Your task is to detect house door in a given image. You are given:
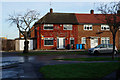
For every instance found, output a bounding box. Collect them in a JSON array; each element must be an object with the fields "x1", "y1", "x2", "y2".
[
  {"x1": 90, "y1": 37, "x2": 98, "y2": 48},
  {"x1": 57, "y1": 38, "x2": 65, "y2": 49}
]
